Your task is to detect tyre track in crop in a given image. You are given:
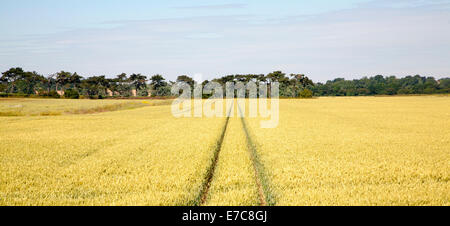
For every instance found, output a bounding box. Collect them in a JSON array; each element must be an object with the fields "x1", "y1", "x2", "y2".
[
  {"x1": 196, "y1": 105, "x2": 232, "y2": 206},
  {"x1": 237, "y1": 104, "x2": 276, "y2": 206},
  {"x1": 194, "y1": 100, "x2": 274, "y2": 206}
]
